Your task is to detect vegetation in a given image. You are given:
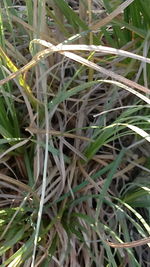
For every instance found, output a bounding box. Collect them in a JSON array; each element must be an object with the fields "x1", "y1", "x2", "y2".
[{"x1": 0, "y1": 0, "x2": 150, "y2": 266}]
